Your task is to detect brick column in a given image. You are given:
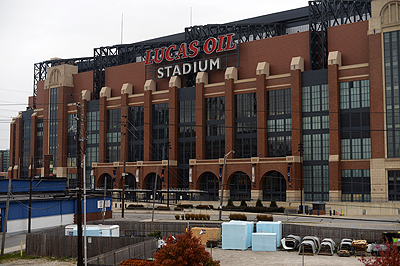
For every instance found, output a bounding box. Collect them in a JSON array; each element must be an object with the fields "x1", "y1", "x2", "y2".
[
  {"x1": 256, "y1": 62, "x2": 269, "y2": 158},
  {"x1": 168, "y1": 76, "x2": 179, "y2": 188},
  {"x1": 327, "y1": 51, "x2": 342, "y2": 201},
  {"x1": 289, "y1": 56, "x2": 304, "y2": 201},
  {"x1": 224, "y1": 67, "x2": 237, "y2": 156},
  {"x1": 143, "y1": 80, "x2": 155, "y2": 161},
  {"x1": 195, "y1": 72, "x2": 207, "y2": 160}
]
